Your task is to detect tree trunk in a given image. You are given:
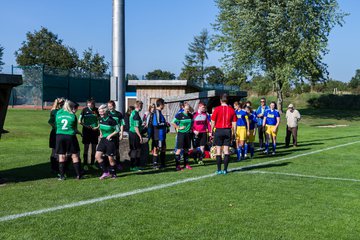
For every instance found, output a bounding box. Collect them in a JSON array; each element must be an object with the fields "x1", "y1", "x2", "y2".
[{"x1": 275, "y1": 80, "x2": 284, "y2": 113}]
